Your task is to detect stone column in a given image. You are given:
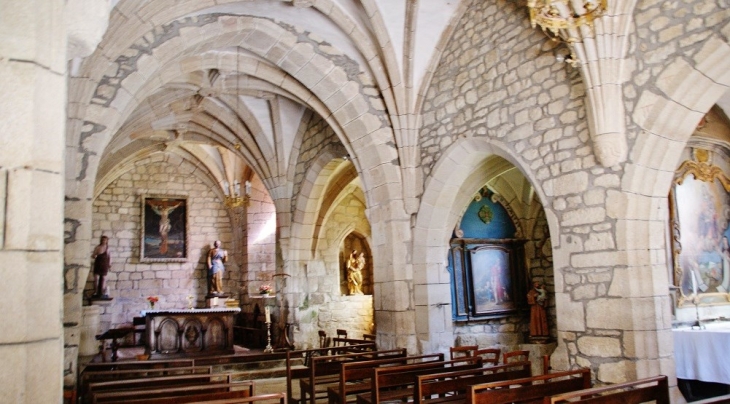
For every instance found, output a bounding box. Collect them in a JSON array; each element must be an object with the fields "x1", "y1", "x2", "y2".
[{"x1": 0, "y1": 2, "x2": 66, "y2": 402}]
